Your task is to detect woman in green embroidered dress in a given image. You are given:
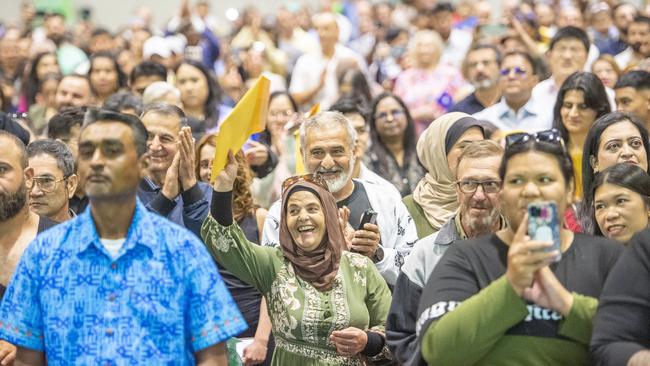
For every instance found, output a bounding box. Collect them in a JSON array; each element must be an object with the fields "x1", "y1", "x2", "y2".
[{"x1": 201, "y1": 152, "x2": 393, "y2": 365}]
